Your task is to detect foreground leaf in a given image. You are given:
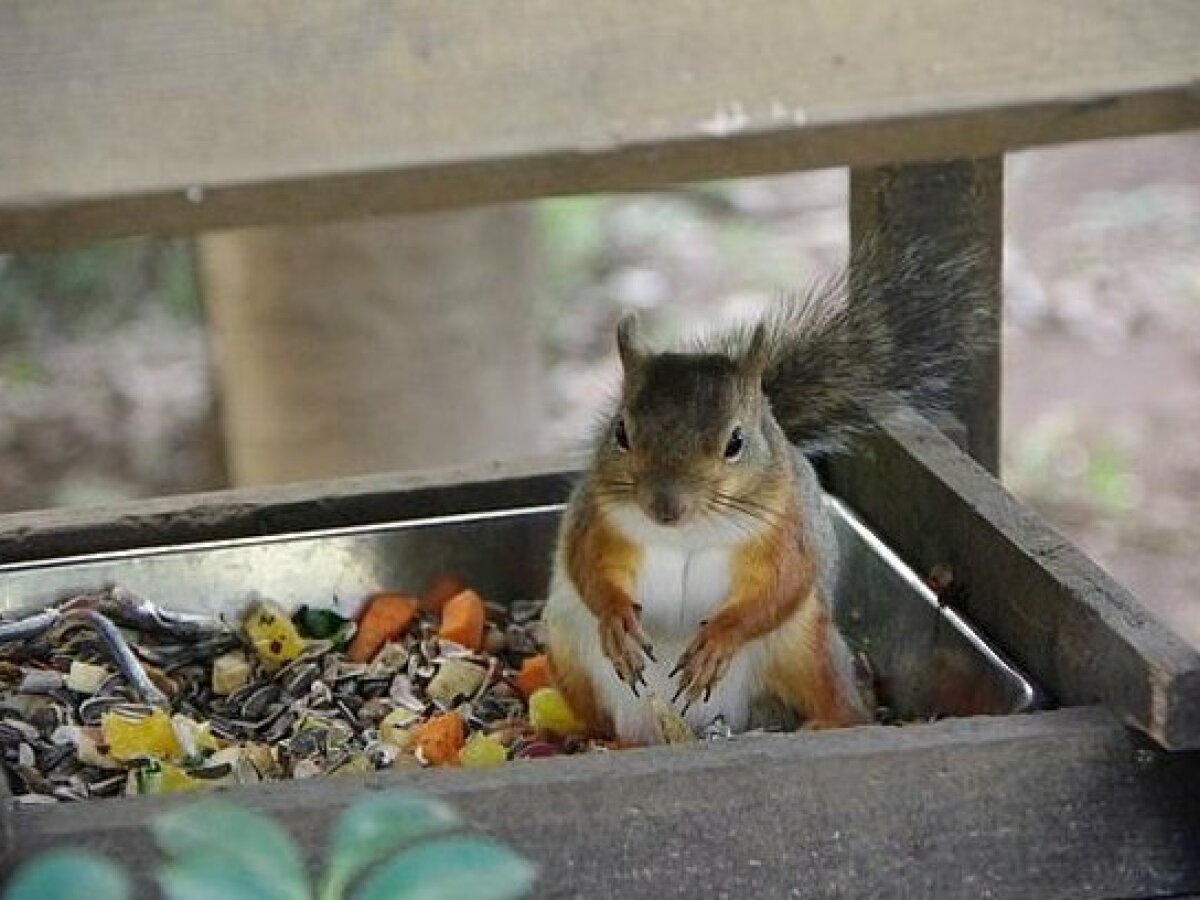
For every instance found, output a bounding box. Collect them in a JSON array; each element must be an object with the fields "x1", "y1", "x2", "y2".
[
  {"x1": 5, "y1": 850, "x2": 131, "y2": 900},
  {"x1": 159, "y1": 857, "x2": 306, "y2": 900},
  {"x1": 152, "y1": 800, "x2": 310, "y2": 900},
  {"x1": 320, "y1": 792, "x2": 462, "y2": 900},
  {"x1": 353, "y1": 836, "x2": 536, "y2": 900}
]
